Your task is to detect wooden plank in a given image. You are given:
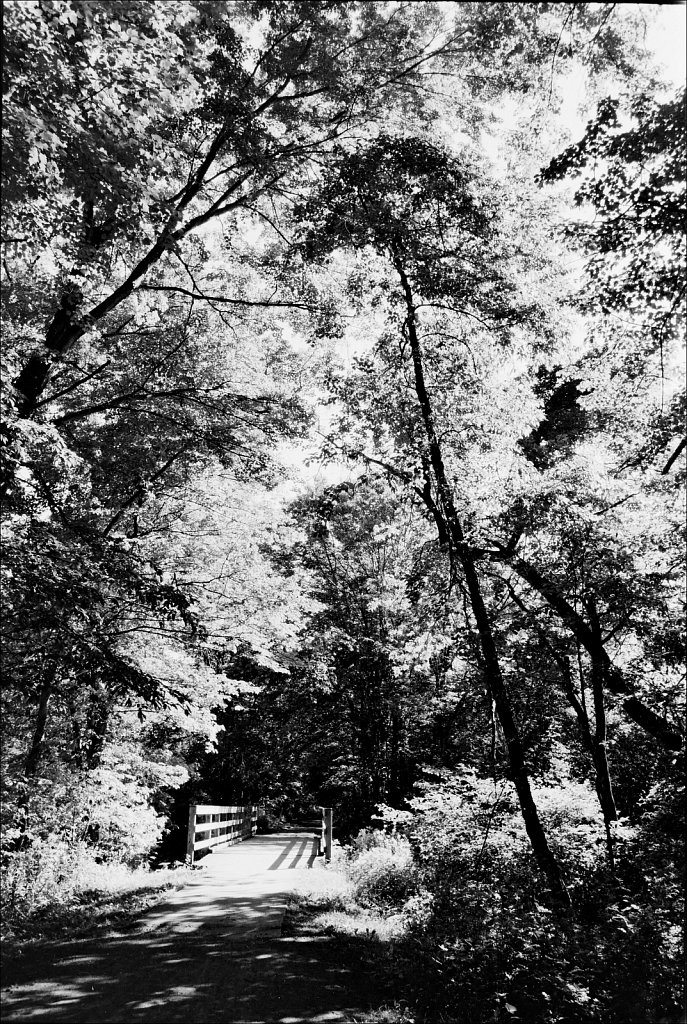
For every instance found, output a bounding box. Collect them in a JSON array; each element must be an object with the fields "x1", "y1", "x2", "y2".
[
  {"x1": 325, "y1": 806, "x2": 333, "y2": 864},
  {"x1": 195, "y1": 827, "x2": 253, "y2": 851},
  {"x1": 324, "y1": 807, "x2": 333, "y2": 863},
  {"x1": 193, "y1": 804, "x2": 246, "y2": 814},
  {"x1": 194, "y1": 825, "x2": 236, "y2": 841},
  {"x1": 188, "y1": 803, "x2": 261, "y2": 860},
  {"x1": 195, "y1": 813, "x2": 243, "y2": 824}
]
